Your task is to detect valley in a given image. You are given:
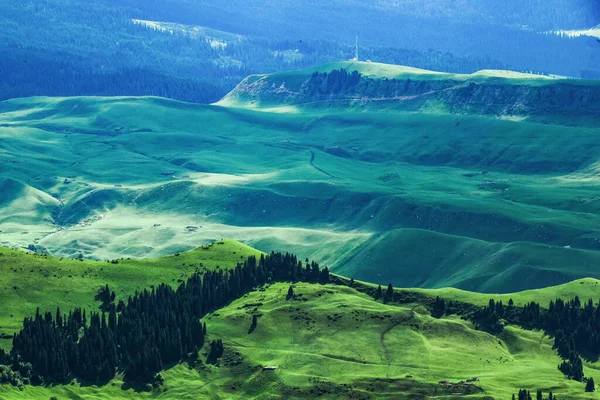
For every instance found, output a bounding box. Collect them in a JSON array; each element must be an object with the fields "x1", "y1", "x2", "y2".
[
  {"x1": 1, "y1": 62, "x2": 600, "y2": 292},
  {"x1": 2, "y1": 0, "x2": 600, "y2": 398}
]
